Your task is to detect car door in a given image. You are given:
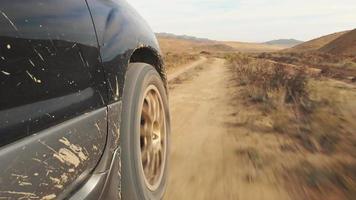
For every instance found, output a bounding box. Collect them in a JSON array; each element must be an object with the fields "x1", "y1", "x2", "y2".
[{"x1": 0, "y1": 0, "x2": 107, "y2": 199}]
